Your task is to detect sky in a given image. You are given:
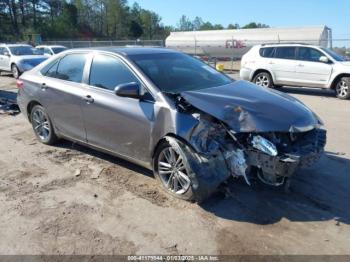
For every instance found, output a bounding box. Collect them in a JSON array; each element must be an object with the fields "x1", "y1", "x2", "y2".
[{"x1": 133, "y1": 0, "x2": 350, "y2": 41}]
